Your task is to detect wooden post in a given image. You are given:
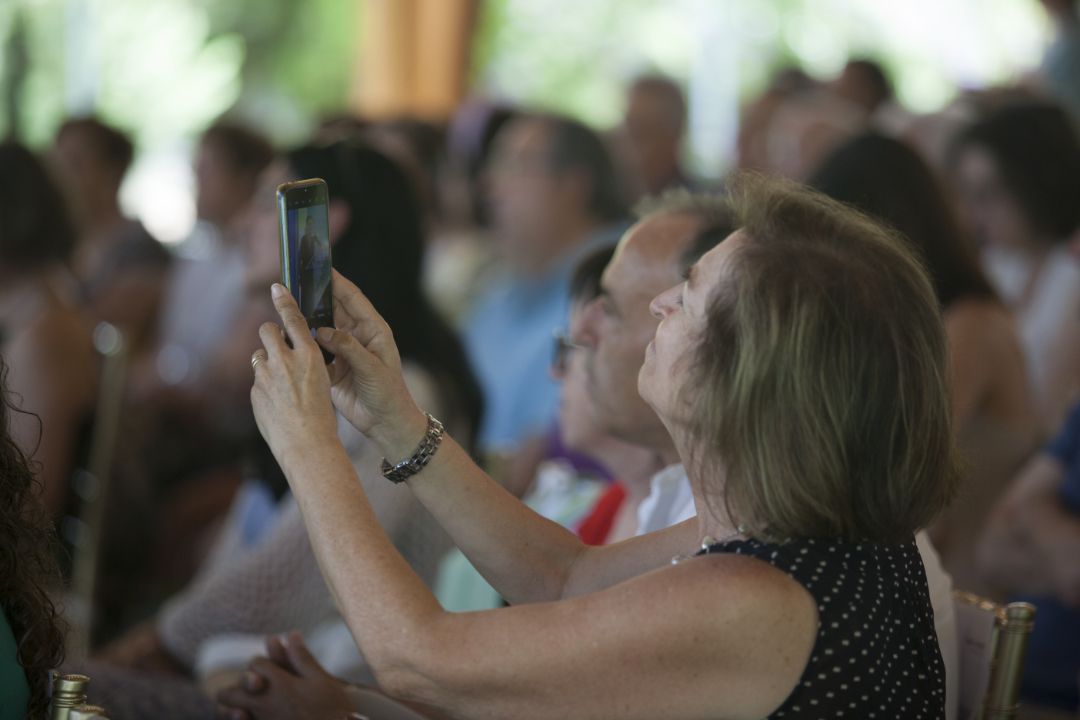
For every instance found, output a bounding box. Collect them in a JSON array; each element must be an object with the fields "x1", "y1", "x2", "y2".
[{"x1": 351, "y1": 0, "x2": 479, "y2": 121}]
